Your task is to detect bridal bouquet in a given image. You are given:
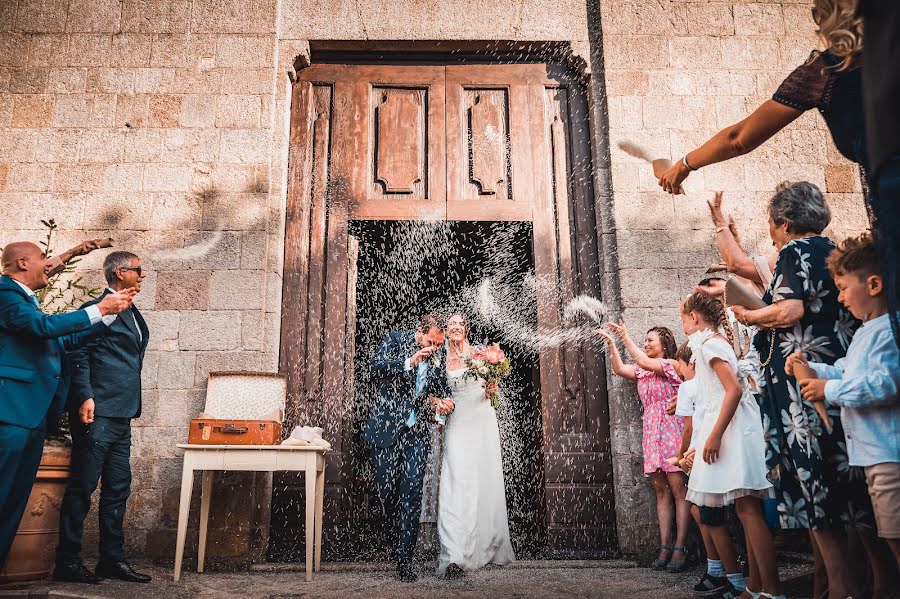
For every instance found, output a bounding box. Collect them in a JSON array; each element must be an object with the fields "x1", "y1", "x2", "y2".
[{"x1": 463, "y1": 345, "x2": 511, "y2": 409}]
